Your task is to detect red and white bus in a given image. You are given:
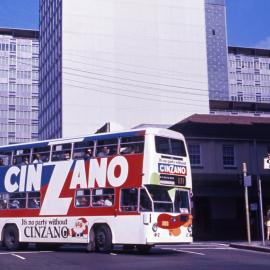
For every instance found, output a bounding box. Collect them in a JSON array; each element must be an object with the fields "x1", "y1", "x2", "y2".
[{"x1": 0, "y1": 128, "x2": 192, "y2": 252}]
